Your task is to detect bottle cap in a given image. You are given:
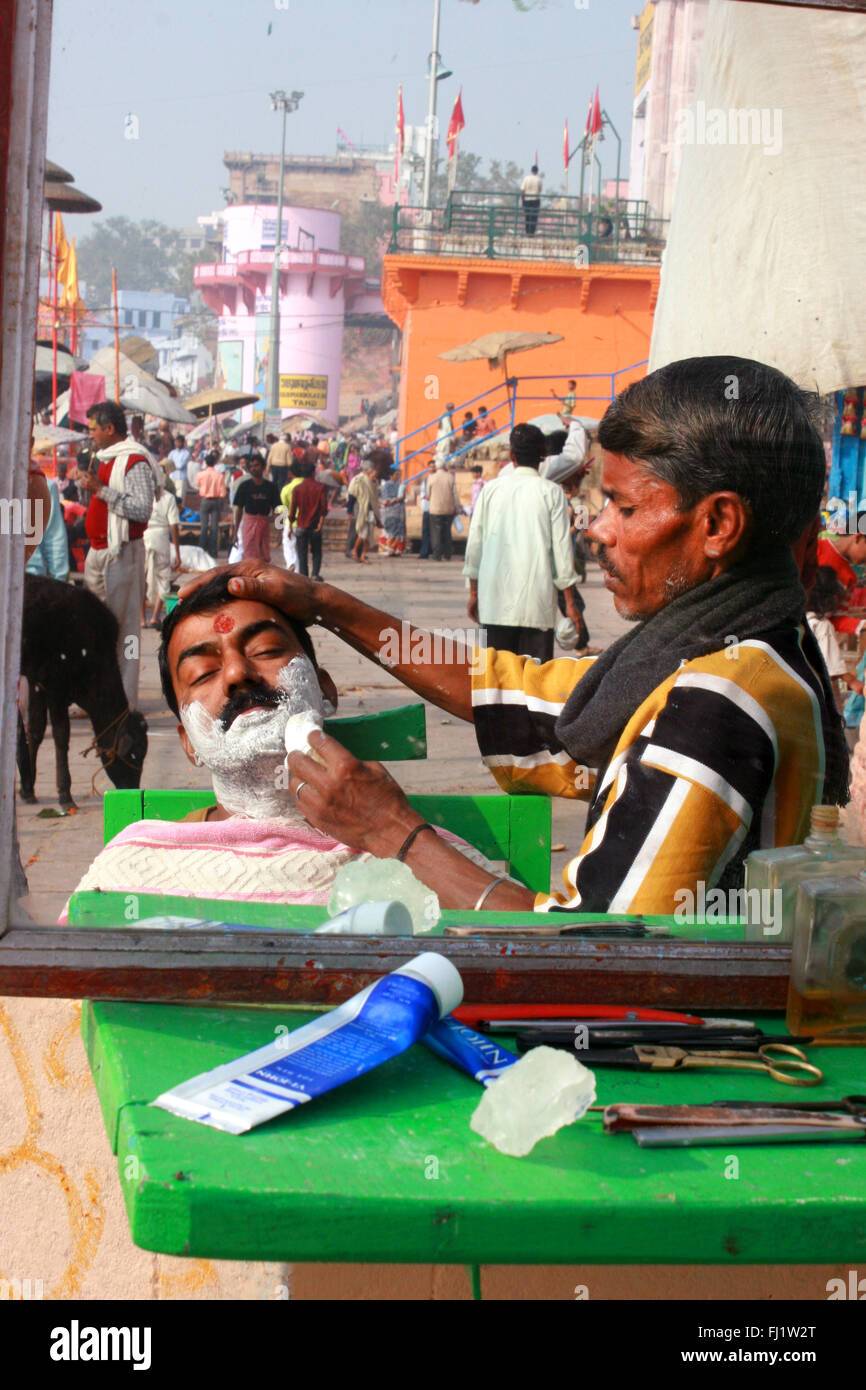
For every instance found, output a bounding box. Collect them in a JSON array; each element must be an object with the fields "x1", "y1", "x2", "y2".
[
  {"x1": 400, "y1": 952, "x2": 464, "y2": 1017},
  {"x1": 810, "y1": 805, "x2": 839, "y2": 832},
  {"x1": 315, "y1": 901, "x2": 413, "y2": 936}
]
